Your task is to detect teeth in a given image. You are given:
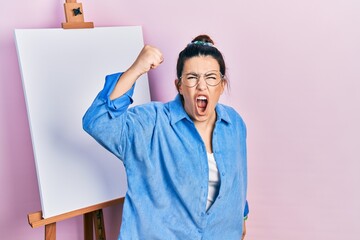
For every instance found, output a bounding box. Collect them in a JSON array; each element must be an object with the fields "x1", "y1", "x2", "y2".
[{"x1": 197, "y1": 96, "x2": 207, "y2": 101}]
